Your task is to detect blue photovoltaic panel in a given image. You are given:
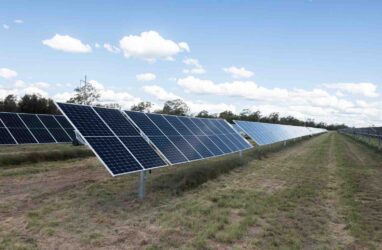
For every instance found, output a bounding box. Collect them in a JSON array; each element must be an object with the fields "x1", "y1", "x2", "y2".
[
  {"x1": 8, "y1": 128, "x2": 37, "y2": 144},
  {"x1": 38, "y1": 115, "x2": 71, "y2": 142},
  {"x1": 86, "y1": 137, "x2": 143, "y2": 175},
  {"x1": 148, "y1": 136, "x2": 188, "y2": 164},
  {"x1": 234, "y1": 120, "x2": 324, "y2": 146},
  {"x1": 197, "y1": 136, "x2": 224, "y2": 155},
  {"x1": 30, "y1": 129, "x2": 56, "y2": 143},
  {"x1": 0, "y1": 113, "x2": 37, "y2": 144},
  {"x1": 0, "y1": 119, "x2": 16, "y2": 145},
  {"x1": 0, "y1": 128, "x2": 16, "y2": 144},
  {"x1": 54, "y1": 115, "x2": 73, "y2": 129},
  {"x1": 19, "y1": 114, "x2": 56, "y2": 143},
  {"x1": 54, "y1": 115, "x2": 76, "y2": 140},
  {"x1": 125, "y1": 111, "x2": 190, "y2": 164},
  {"x1": 145, "y1": 114, "x2": 202, "y2": 161},
  {"x1": 163, "y1": 115, "x2": 194, "y2": 135},
  {"x1": 190, "y1": 118, "x2": 214, "y2": 136},
  {"x1": 94, "y1": 107, "x2": 140, "y2": 136},
  {"x1": 57, "y1": 103, "x2": 113, "y2": 137},
  {"x1": 119, "y1": 137, "x2": 166, "y2": 169},
  {"x1": 208, "y1": 135, "x2": 231, "y2": 154},
  {"x1": 57, "y1": 103, "x2": 168, "y2": 175},
  {"x1": 146, "y1": 113, "x2": 180, "y2": 136},
  {"x1": 182, "y1": 135, "x2": 213, "y2": 158},
  {"x1": 125, "y1": 111, "x2": 163, "y2": 136},
  {"x1": 167, "y1": 135, "x2": 202, "y2": 161},
  {"x1": 178, "y1": 116, "x2": 205, "y2": 135}
]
